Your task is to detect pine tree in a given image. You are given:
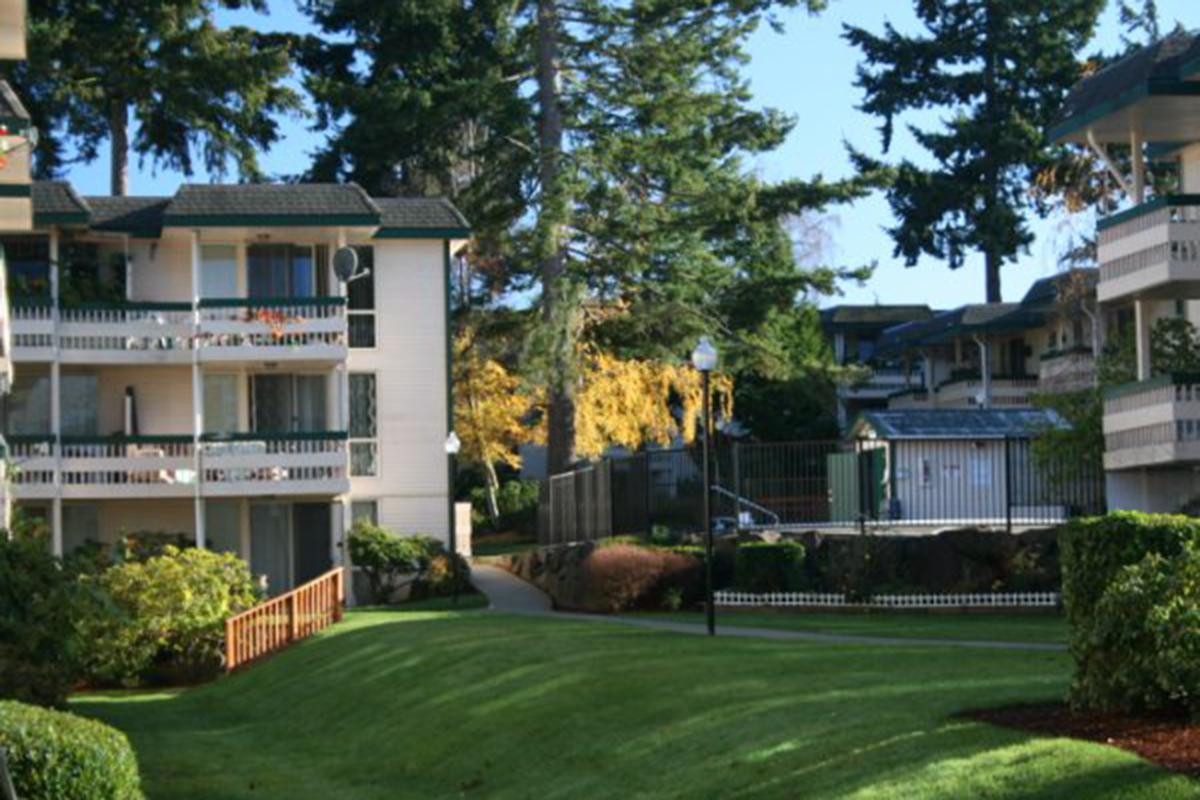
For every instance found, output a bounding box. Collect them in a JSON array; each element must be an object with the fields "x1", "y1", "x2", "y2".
[
  {"x1": 303, "y1": 0, "x2": 872, "y2": 472},
  {"x1": 7, "y1": 0, "x2": 300, "y2": 194},
  {"x1": 845, "y1": 0, "x2": 1104, "y2": 302}
]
